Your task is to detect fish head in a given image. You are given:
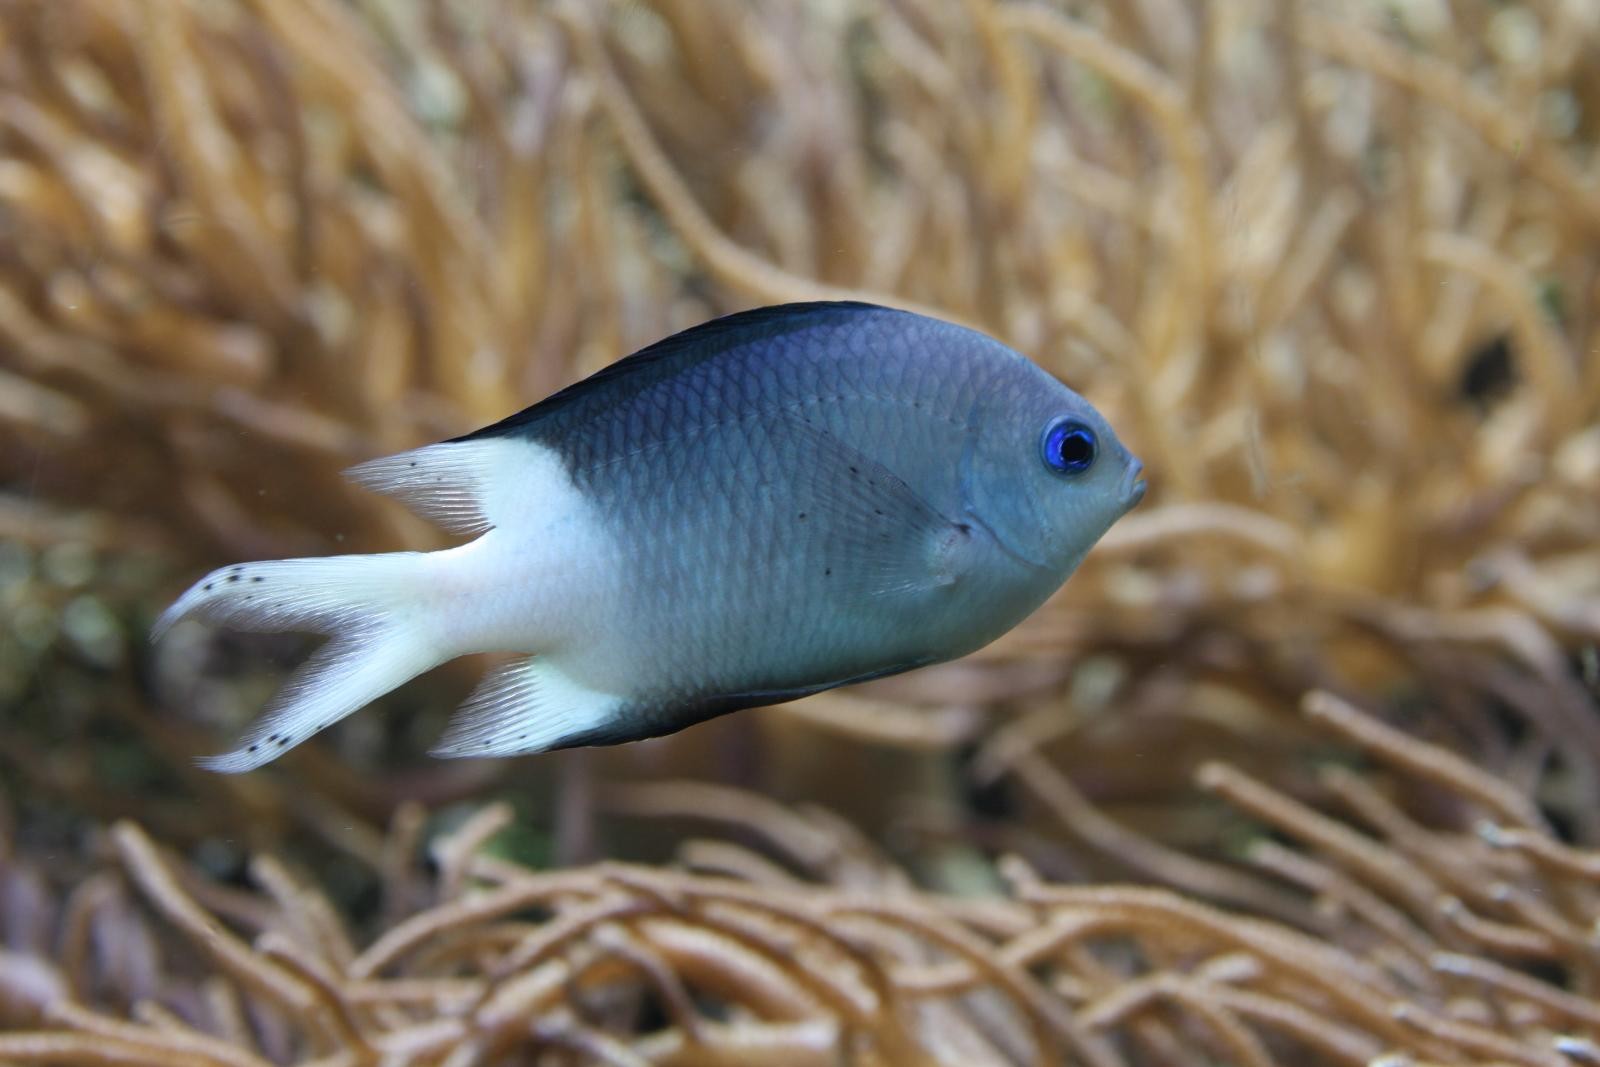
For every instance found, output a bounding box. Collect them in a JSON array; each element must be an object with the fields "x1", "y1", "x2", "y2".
[{"x1": 959, "y1": 372, "x2": 1145, "y2": 581}]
